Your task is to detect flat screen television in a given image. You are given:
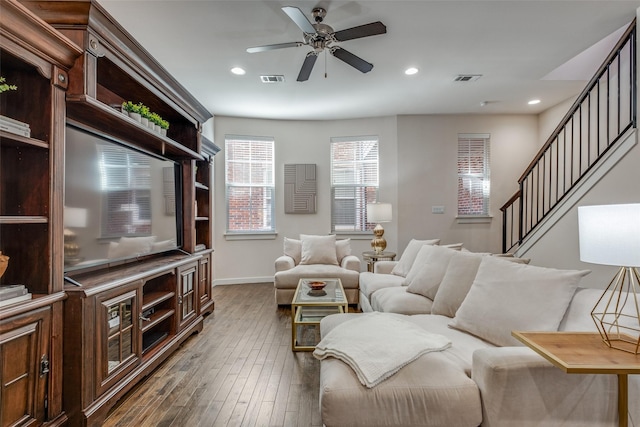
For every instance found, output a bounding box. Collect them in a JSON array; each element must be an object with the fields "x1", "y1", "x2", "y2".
[{"x1": 64, "y1": 123, "x2": 182, "y2": 272}]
